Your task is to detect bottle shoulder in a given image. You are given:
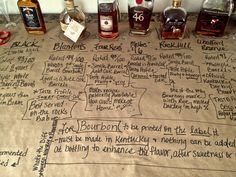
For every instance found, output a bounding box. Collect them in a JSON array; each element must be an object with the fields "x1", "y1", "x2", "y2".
[
  {"x1": 202, "y1": 0, "x2": 234, "y2": 13},
  {"x1": 60, "y1": 6, "x2": 85, "y2": 24},
  {"x1": 163, "y1": 6, "x2": 187, "y2": 18},
  {"x1": 61, "y1": 6, "x2": 82, "y2": 14},
  {"x1": 17, "y1": 0, "x2": 39, "y2": 7}
]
